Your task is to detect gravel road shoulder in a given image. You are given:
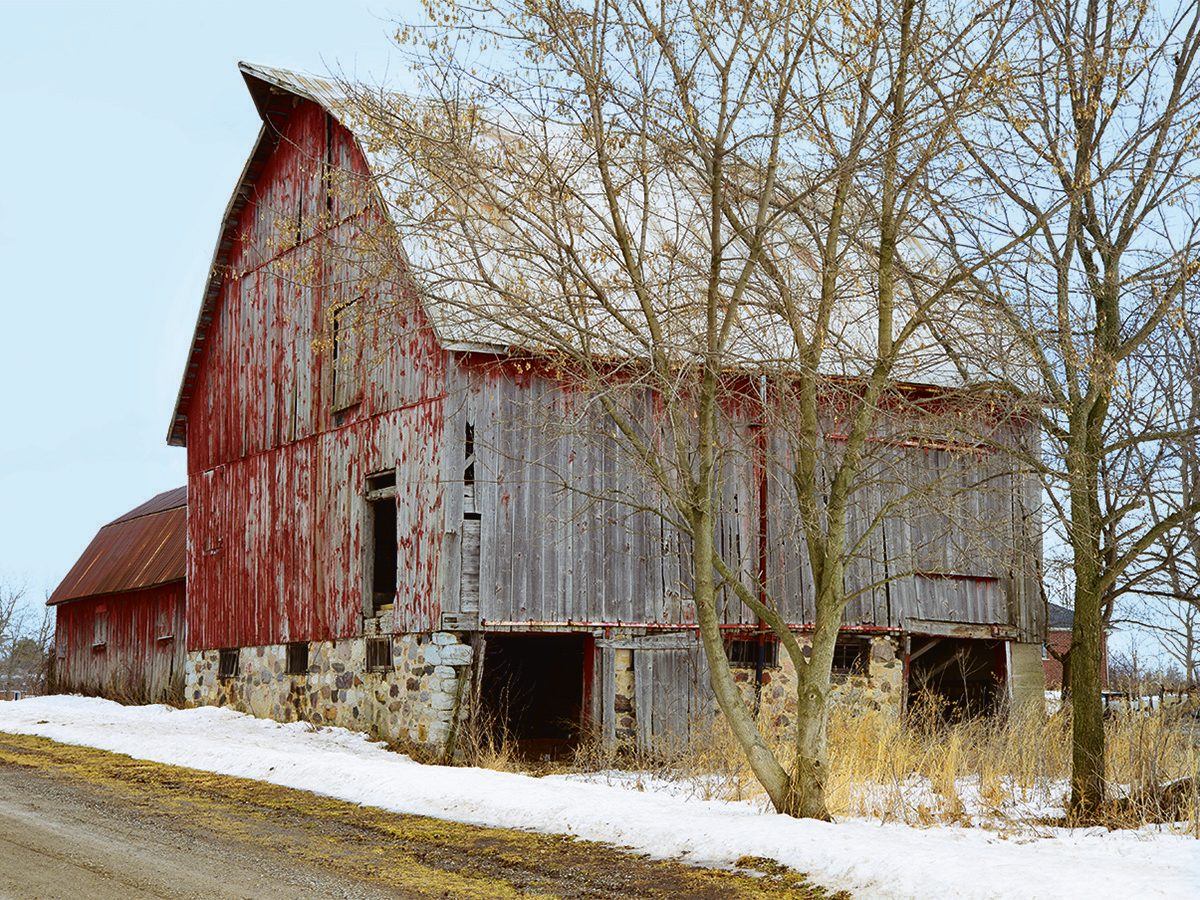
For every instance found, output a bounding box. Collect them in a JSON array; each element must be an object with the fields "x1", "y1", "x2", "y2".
[{"x1": 0, "y1": 731, "x2": 841, "y2": 899}]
